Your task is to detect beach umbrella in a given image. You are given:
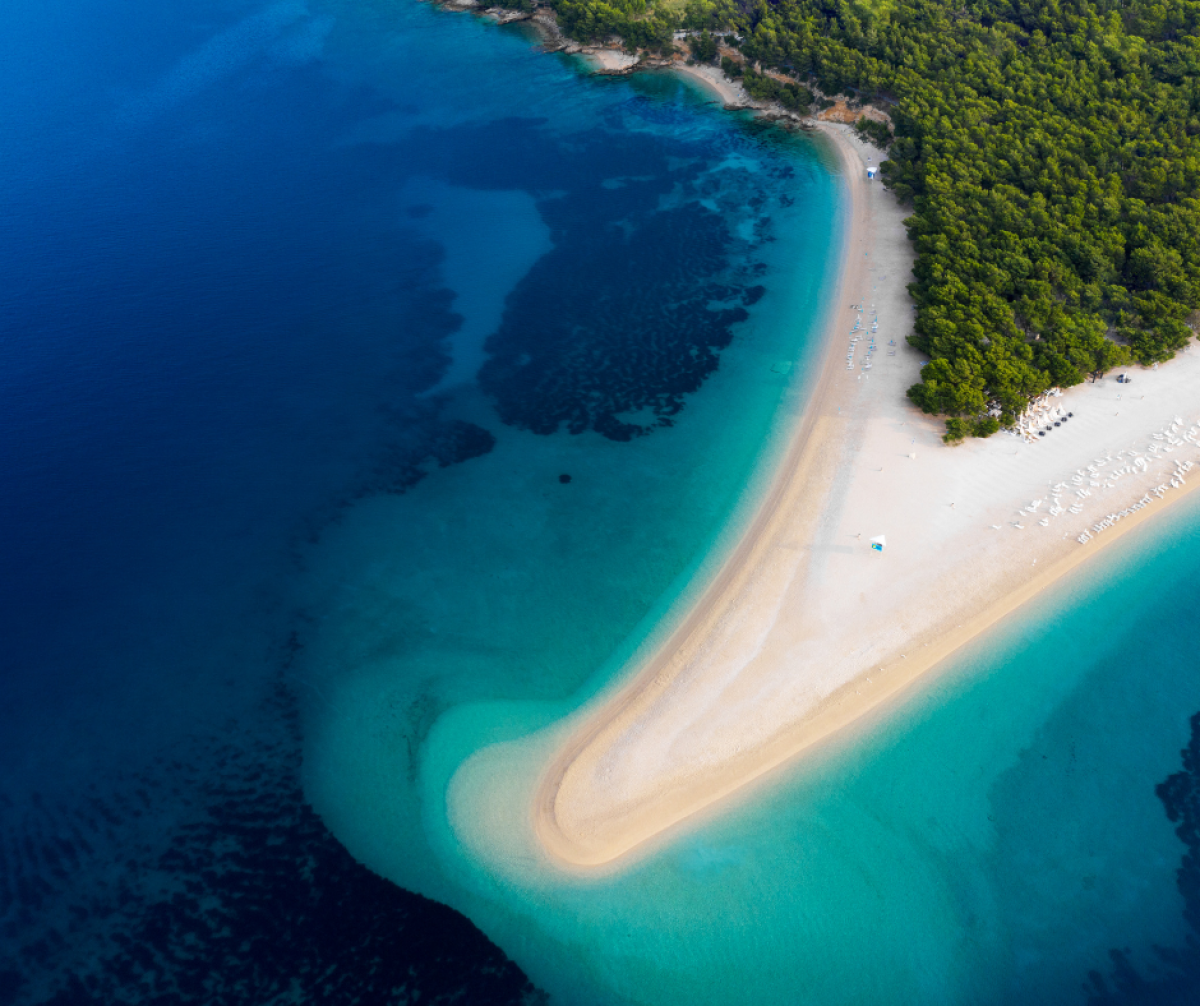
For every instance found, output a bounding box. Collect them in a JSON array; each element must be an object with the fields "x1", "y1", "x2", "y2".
[{"x1": 869, "y1": 535, "x2": 886, "y2": 552}]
